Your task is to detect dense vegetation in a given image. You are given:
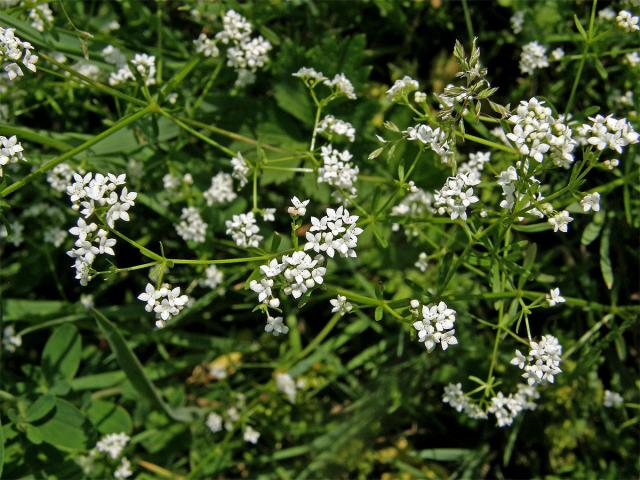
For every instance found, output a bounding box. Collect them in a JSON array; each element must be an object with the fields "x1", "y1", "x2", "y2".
[{"x1": 1, "y1": 1, "x2": 638, "y2": 478}]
